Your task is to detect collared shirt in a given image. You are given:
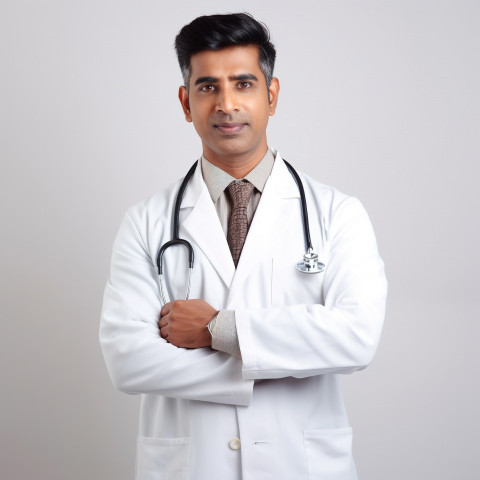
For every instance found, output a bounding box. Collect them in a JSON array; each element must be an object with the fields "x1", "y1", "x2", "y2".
[
  {"x1": 201, "y1": 148, "x2": 275, "y2": 236},
  {"x1": 200, "y1": 148, "x2": 276, "y2": 358}
]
